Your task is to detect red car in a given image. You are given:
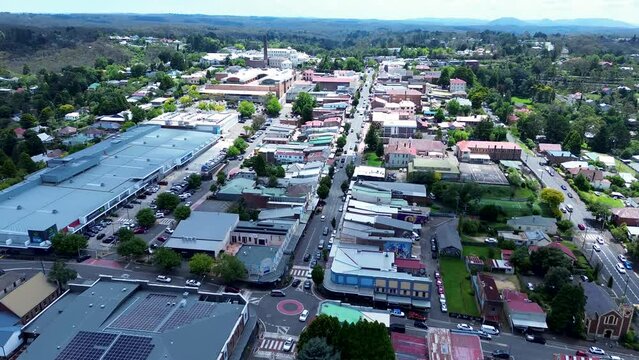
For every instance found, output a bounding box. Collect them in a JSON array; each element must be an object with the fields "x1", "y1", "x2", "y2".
[
  {"x1": 437, "y1": 286, "x2": 444, "y2": 295},
  {"x1": 156, "y1": 236, "x2": 167, "y2": 243},
  {"x1": 578, "y1": 223, "x2": 586, "y2": 231},
  {"x1": 575, "y1": 350, "x2": 587, "y2": 356},
  {"x1": 407, "y1": 311, "x2": 427, "y2": 321},
  {"x1": 133, "y1": 227, "x2": 146, "y2": 234}
]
